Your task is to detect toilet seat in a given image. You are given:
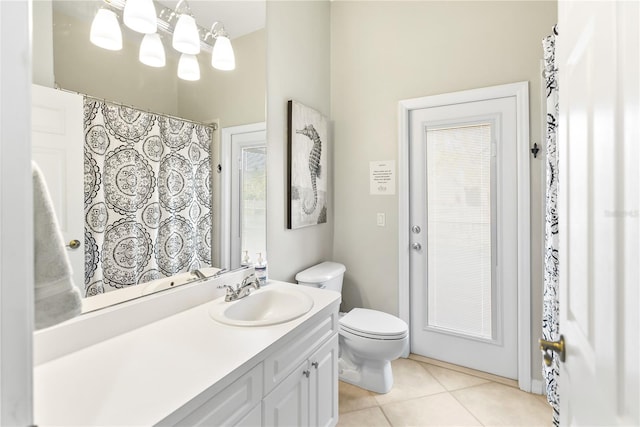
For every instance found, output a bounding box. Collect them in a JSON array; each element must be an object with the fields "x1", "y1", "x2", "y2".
[{"x1": 340, "y1": 308, "x2": 408, "y2": 340}]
